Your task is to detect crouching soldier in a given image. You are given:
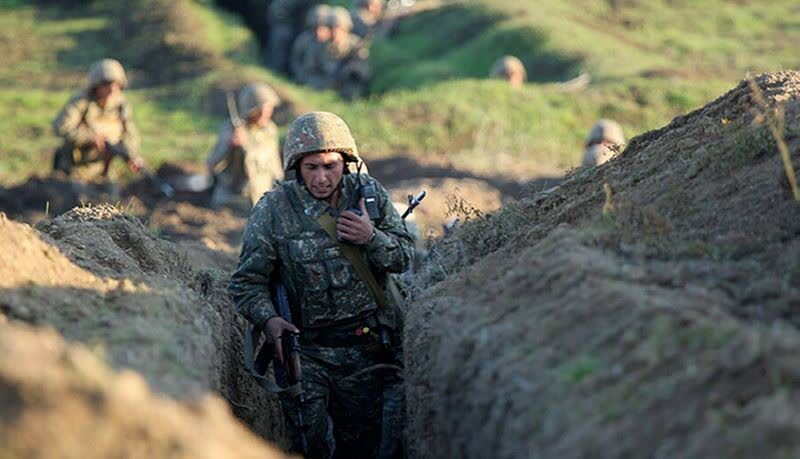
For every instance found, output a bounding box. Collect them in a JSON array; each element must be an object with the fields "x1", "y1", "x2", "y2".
[
  {"x1": 52, "y1": 58, "x2": 143, "y2": 178},
  {"x1": 207, "y1": 83, "x2": 283, "y2": 208},
  {"x1": 230, "y1": 111, "x2": 414, "y2": 458},
  {"x1": 582, "y1": 119, "x2": 625, "y2": 167},
  {"x1": 490, "y1": 55, "x2": 527, "y2": 88}
]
